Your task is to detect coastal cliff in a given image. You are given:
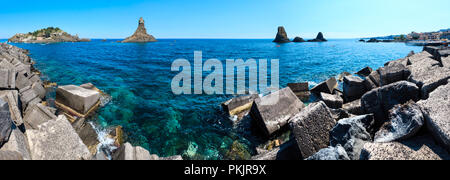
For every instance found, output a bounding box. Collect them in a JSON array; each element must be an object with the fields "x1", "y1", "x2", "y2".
[
  {"x1": 8, "y1": 27, "x2": 90, "y2": 43},
  {"x1": 122, "y1": 17, "x2": 157, "y2": 43}
]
